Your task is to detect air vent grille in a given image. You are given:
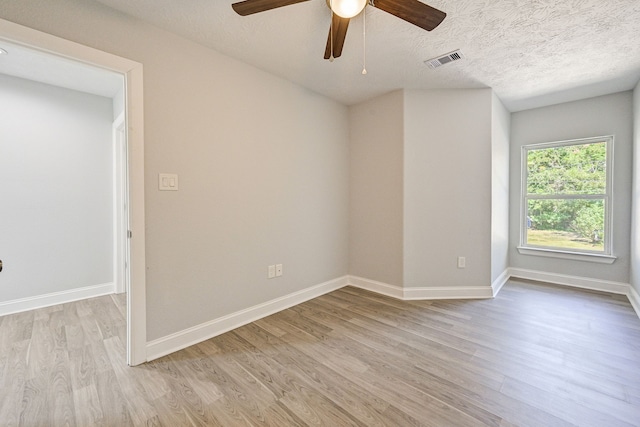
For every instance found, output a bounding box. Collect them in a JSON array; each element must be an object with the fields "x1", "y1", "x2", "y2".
[{"x1": 424, "y1": 50, "x2": 464, "y2": 69}]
